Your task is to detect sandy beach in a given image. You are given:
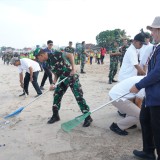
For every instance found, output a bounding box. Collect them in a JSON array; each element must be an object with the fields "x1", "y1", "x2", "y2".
[{"x1": 0, "y1": 55, "x2": 141, "y2": 160}]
